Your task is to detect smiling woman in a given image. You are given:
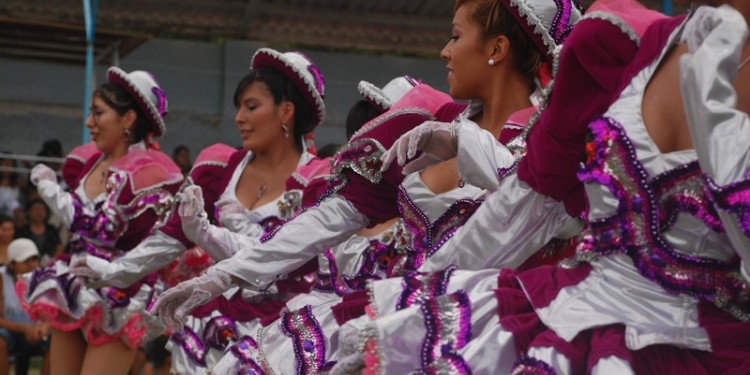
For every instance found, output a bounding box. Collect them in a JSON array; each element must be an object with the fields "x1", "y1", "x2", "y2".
[
  {"x1": 18, "y1": 67, "x2": 183, "y2": 375},
  {"x1": 61, "y1": 48, "x2": 332, "y2": 375}
]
